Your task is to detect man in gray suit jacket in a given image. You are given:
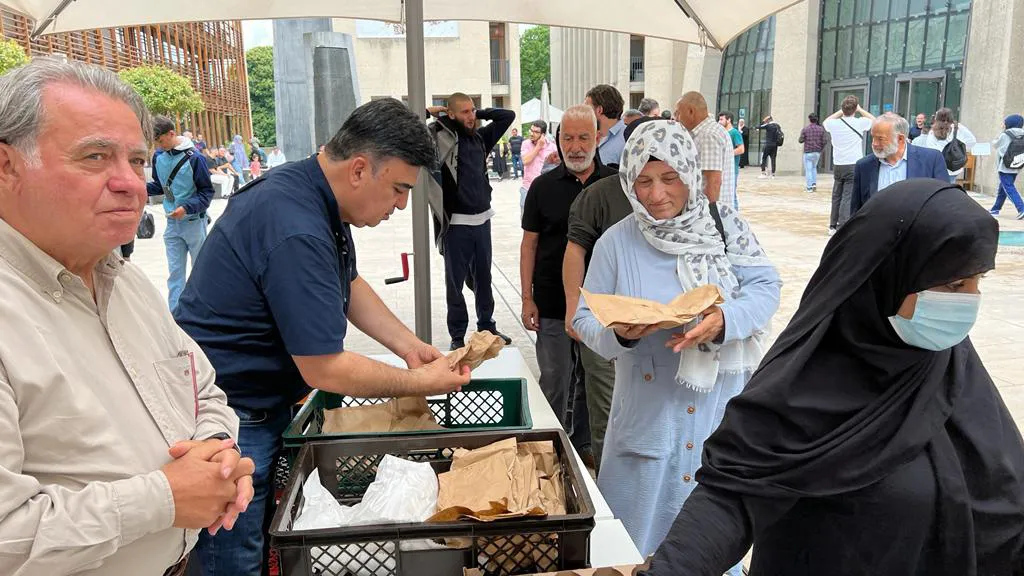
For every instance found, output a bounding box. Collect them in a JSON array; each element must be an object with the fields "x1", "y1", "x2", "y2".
[{"x1": 851, "y1": 113, "x2": 949, "y2": 215}]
